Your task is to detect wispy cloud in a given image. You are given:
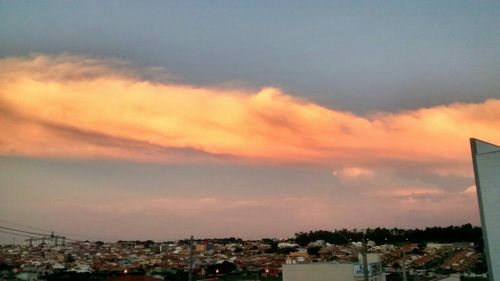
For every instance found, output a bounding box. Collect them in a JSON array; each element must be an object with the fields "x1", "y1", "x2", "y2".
[
  {"x1": 40, "y1": 196, "x2": 338, "y2": 239},
  {"x1": 16, "y1": 189, "x2": 478, "y2": 240},
  {"x1": 462, "y1": 185, "x2": 477, "y2": 195},
  {"x1": 1, "y1": 54, "x2": 499, "y2": 175}
]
